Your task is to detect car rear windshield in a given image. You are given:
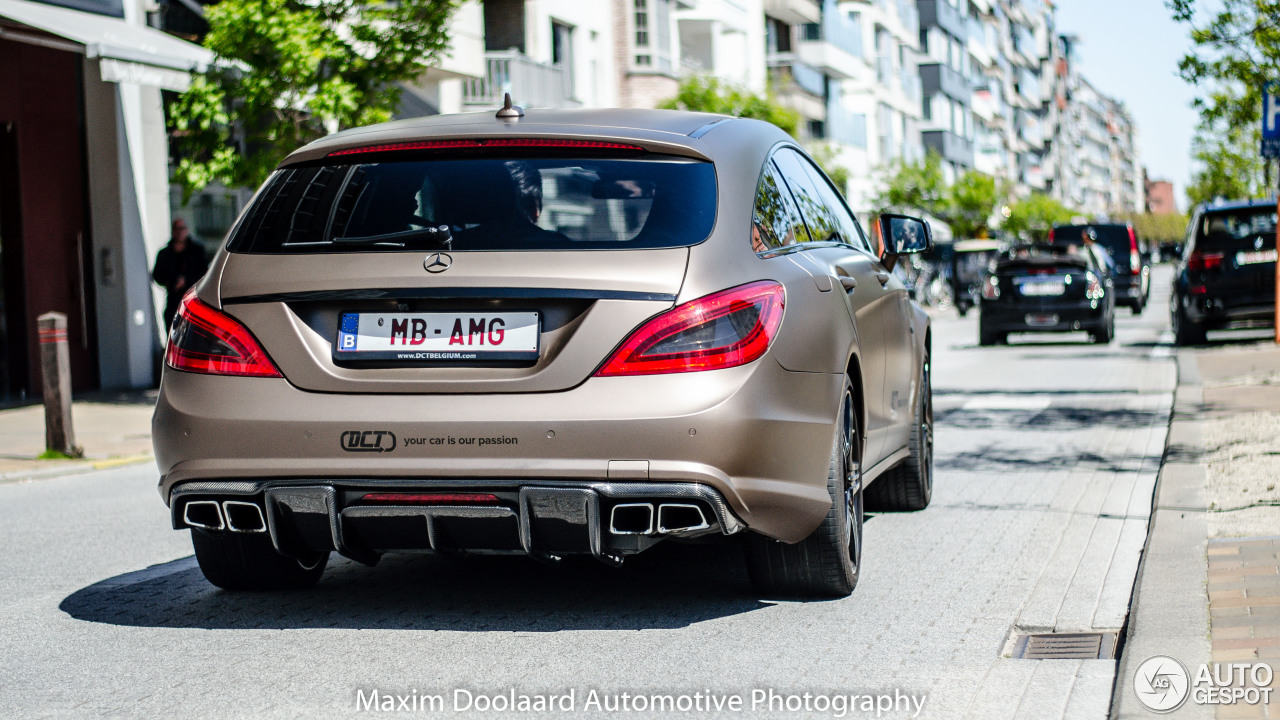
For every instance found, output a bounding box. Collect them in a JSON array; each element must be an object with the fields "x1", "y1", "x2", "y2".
[
  {"x1": 226, "y1": 155, "x2": 717, "y2": 253},
  {"x1": 1197, "y1": 208, "x2": 1278, "y2": 252},
  {"x1": 1054, "y1": 225, "x2": 1135, "y2": 262}
]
